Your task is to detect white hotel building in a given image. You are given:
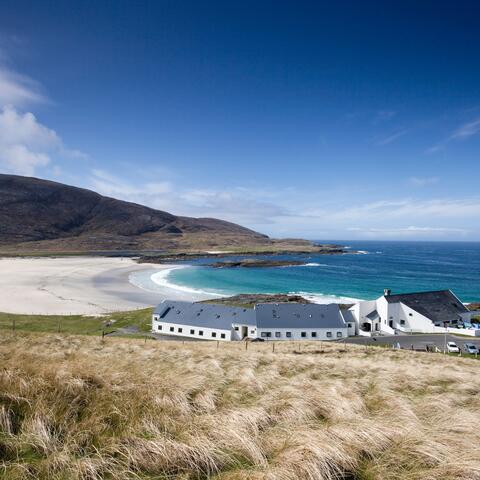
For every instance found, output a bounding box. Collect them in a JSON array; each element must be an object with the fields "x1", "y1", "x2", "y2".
[
  {"x1": 152, "y1": 301, "x2": 355, "y2": 341},
  {"x1": 152, "y1": 289, "x2": 479, "y2": 341}
]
